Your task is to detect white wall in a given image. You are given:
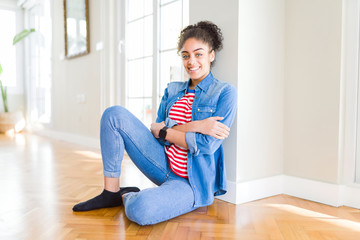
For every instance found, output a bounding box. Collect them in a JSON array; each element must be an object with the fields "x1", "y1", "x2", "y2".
[
  {"x1": 51, "y1": 0, "x2": 102, "y2": 138},
  {"x1": 237, "y1": 0, "x2": 285, "y2": 182},
  {"x1": 284, "y1": 0, "x2": 342, "y2": 184}
]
